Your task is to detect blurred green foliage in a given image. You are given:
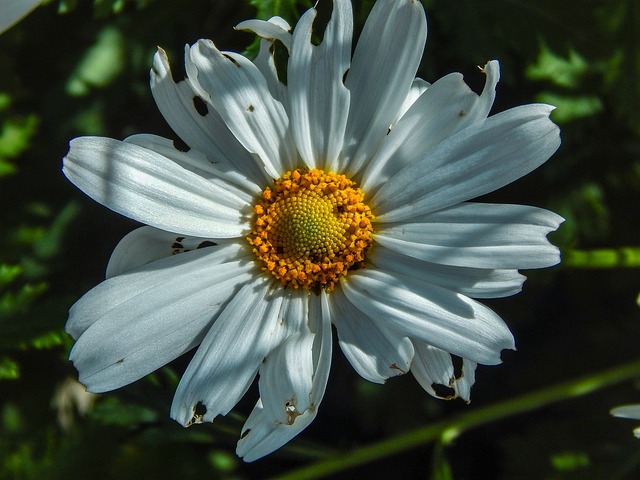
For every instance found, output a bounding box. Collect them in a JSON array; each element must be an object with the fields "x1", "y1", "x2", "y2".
[
  {"x1": 0, "y1": 0, "x2": 639, "y2": 479},
  {"x1": 250, "y1": 0, "x2": 310, "y2": 23},
  {"x1": 66, "y1": 26, "x2": 126, "y2": 96}
]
